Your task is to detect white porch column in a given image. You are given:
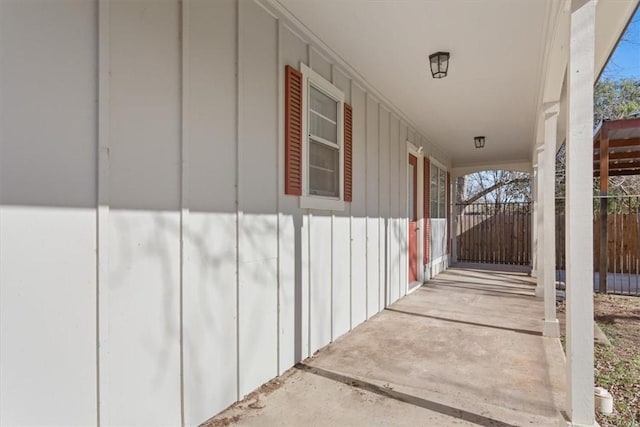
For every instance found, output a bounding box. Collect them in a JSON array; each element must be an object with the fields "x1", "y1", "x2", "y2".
[
  {"x1": 543, "y1": 103, "x2": 560, "y2": 338},
  {"x1": 535, "y1": 146, "x2": 545, "y2": 298},
  {"x1": 531, "y1": 162, "x2": 538, "y2": 278},
  {"x1": 564, "y1": 0, "x2": 596, "y2": 425}
]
